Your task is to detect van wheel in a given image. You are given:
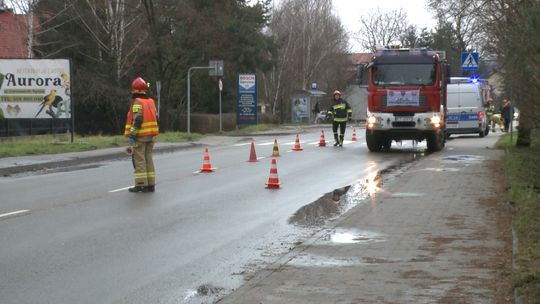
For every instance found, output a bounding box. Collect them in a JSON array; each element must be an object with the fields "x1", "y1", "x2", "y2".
[{"x1": 479, "y1": 129, "x2": 485, "y2": 137}]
